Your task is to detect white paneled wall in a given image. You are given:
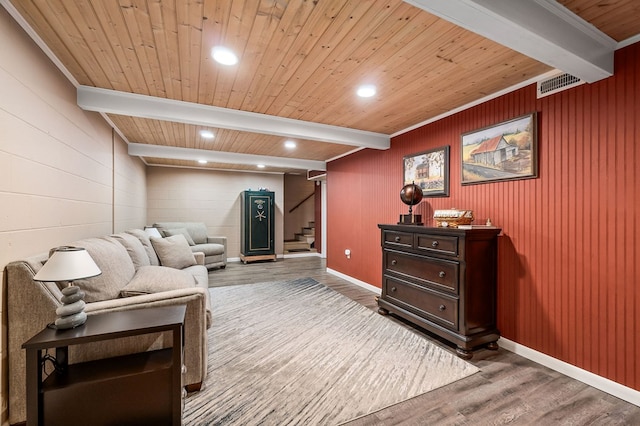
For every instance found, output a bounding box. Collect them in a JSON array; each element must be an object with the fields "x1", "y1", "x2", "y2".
[
  {"x1": 0, "y1": 8, "x2": 146, "y2": 424},
  {"x1": 147, "y1": 167, "x2": 284, "y2": 259}
]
